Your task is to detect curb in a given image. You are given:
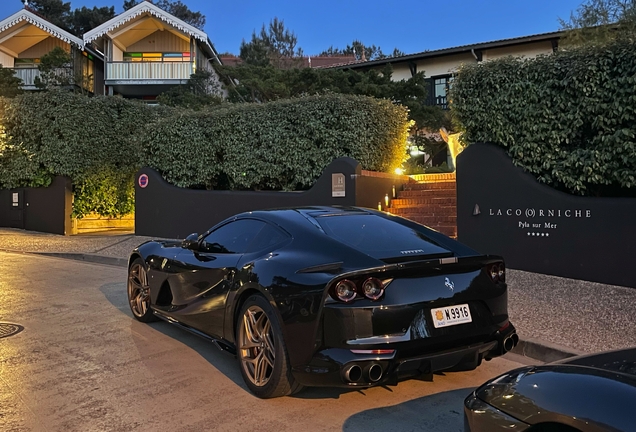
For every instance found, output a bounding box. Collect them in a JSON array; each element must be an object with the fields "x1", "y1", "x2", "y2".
[
  {"x1": 511, "y1": 338, "x2": 586, "y2": 363},
  {"x1": 0, "y1": 248, "x2": 128, "y2": 268},
  {"x1": 35, "y1": 252, "x2": 128, "y2": 268}
]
